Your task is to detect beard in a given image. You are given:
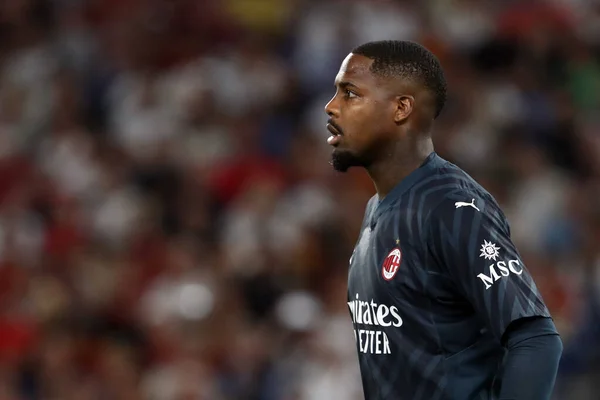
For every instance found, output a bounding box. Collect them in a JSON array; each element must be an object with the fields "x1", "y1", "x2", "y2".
[{"x1": 330, "y1": 149, "x2": 364, "y2": 172}]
